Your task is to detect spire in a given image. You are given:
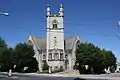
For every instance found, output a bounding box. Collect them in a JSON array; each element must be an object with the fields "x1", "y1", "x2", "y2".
[
  {"x1": 59, "y1": 4, "x2": 64, "y2": 17},
  {"x1": 46, "y1": 4, "x2": 51, "y2": 17}
]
